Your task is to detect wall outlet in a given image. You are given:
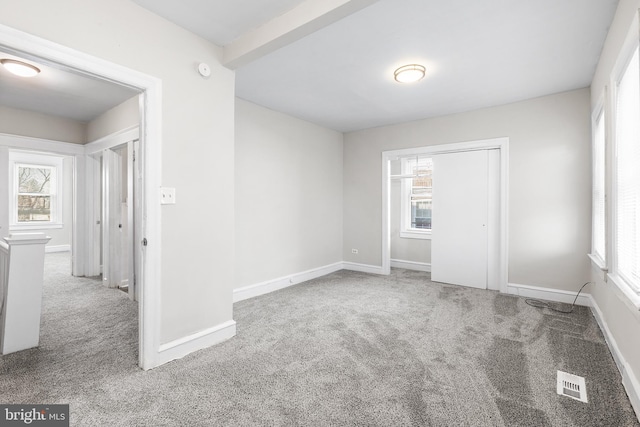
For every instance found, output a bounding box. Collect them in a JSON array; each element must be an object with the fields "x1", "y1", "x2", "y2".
[
  {"x1": 351, "y1": 248, "x2": 358, "y2": 254},
  {"x1": 160, "y1": 187, "x2": 176, "y2": 205}
]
